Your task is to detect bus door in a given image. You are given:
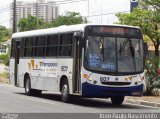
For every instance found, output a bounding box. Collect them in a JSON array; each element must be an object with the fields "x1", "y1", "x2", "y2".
[
  {"x1": 14, "y1": 40, "x2": 21, "y2": 86},
  {"x1": 73, "y1": 33, "x2": 82, "y2": 94}
]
